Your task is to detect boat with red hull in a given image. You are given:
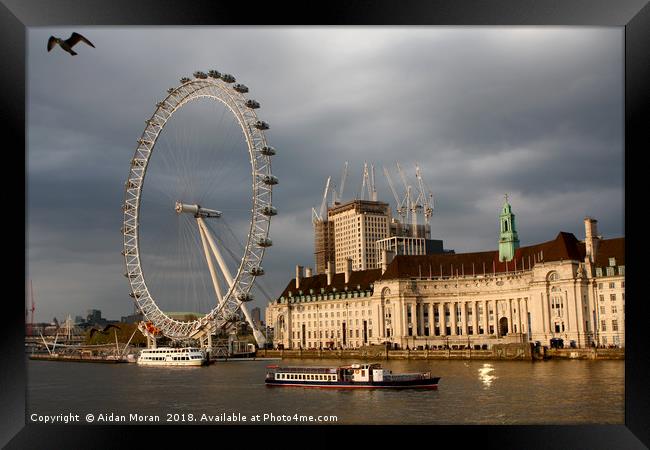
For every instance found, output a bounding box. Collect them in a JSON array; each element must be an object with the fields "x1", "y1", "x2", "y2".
[{"x1": 265, "y1": 363, "x2": 440, "y2": 389}]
